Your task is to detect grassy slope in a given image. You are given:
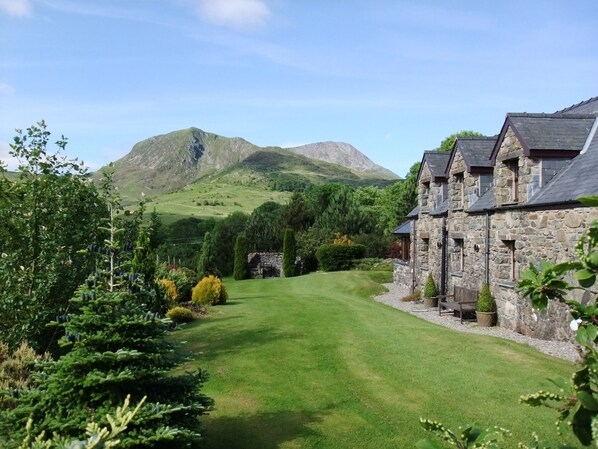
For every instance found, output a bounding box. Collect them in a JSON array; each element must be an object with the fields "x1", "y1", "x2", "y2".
[
  {"x1": 146, "y1": 182, "x2": 291, "y2": 224},
  {"x1": 175, "y1": 271, "x2": 576, "y2": 449}
]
